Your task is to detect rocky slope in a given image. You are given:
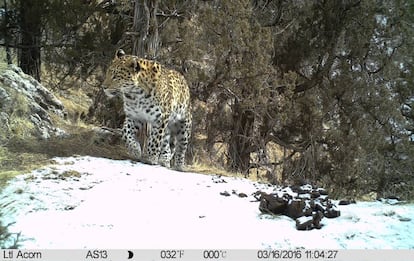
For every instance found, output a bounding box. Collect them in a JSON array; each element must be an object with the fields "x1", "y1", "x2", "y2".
[{"x1": 0, "y1": 65, "x2": 66, "y2": 141}]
